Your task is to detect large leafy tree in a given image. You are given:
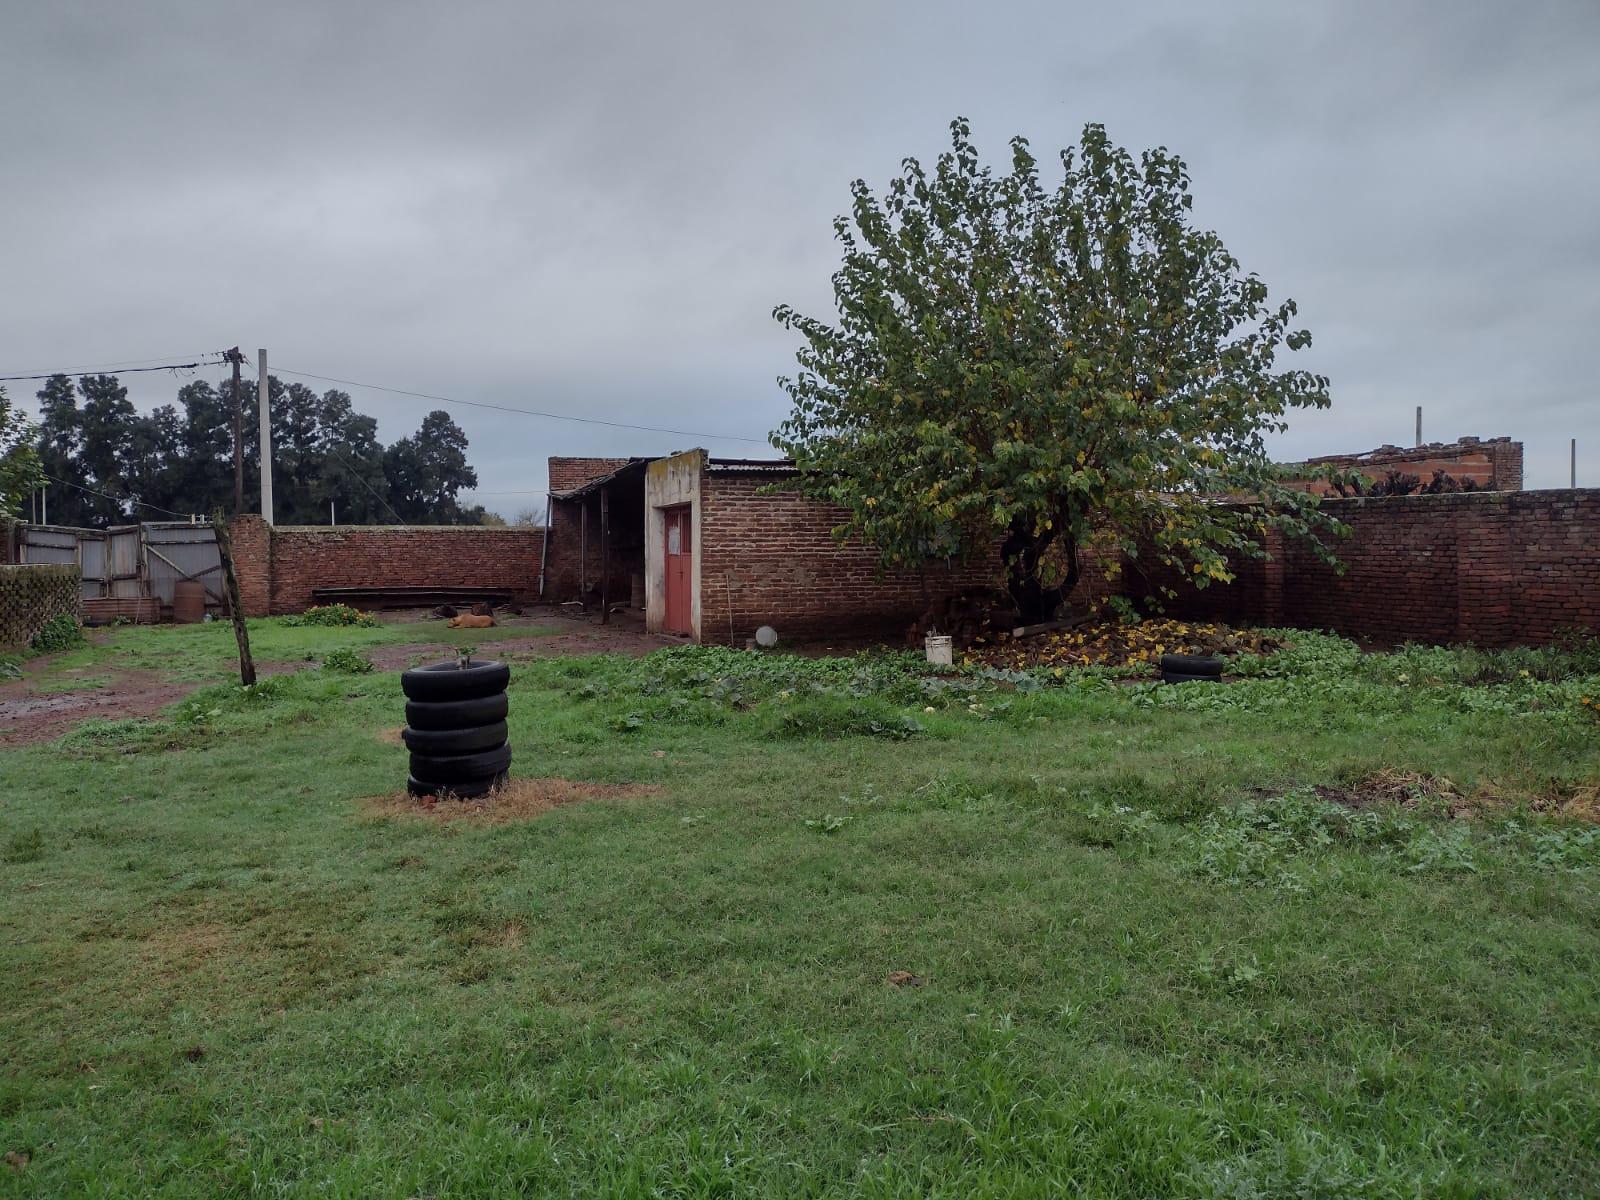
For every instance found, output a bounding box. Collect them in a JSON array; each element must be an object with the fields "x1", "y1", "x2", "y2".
[
  {"x1": 0, "y1": 386, "x2": 43, "y2": 519},
  {"x1": 773, "y1": 120, "x2": 1342, "y2": 622}
]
